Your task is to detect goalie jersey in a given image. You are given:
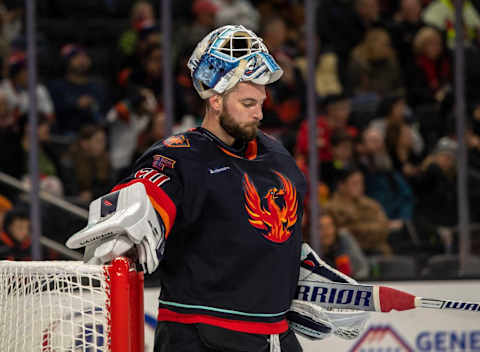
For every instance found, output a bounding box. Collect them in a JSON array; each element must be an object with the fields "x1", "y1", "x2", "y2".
[{"x1": 113, "y1": 127, "x2": 306, "y2": 334}]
